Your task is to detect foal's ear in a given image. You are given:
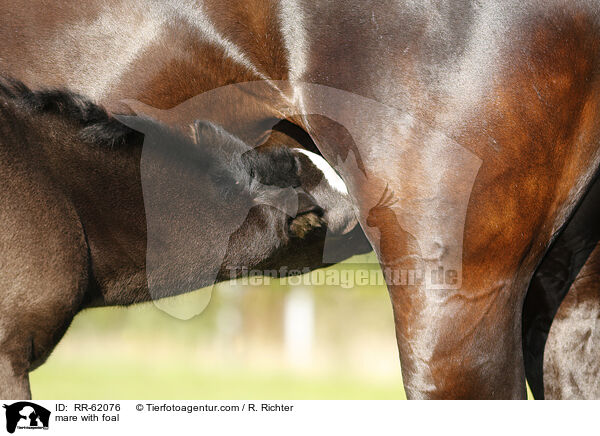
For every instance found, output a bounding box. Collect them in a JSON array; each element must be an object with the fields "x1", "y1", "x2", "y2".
[
  {"x1": 191, "y1": 120, "x2": 224, "y2": 146},
  {"x1": 190, "y1": 120, "x2": 237, "y2": 145},
  {"x1": 191, "y1": 120, "x2": 253, "y2": 157}
]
